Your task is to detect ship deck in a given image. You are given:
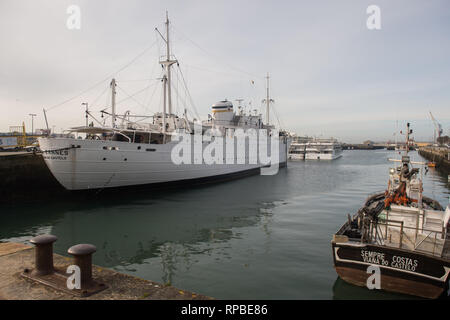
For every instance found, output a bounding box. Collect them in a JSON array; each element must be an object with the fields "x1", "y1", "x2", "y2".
[{"x1": 373, "y1": 204, "x2": 450, "y2": 258}]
